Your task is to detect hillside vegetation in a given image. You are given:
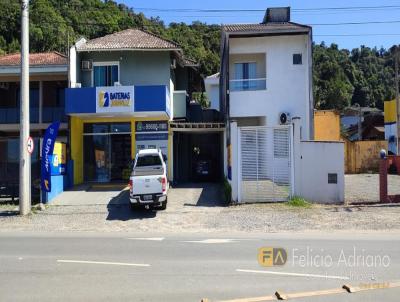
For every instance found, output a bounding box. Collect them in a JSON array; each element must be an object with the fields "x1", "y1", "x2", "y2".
[{"x1": 0, "y1": 0, "x2": 397, "y2": 110}]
